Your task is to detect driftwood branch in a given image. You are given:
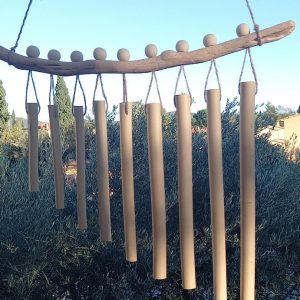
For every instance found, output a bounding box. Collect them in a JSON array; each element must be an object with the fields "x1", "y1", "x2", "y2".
[{"x1": 0, "y1": 20, "x2": 295, "y2": 76}]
